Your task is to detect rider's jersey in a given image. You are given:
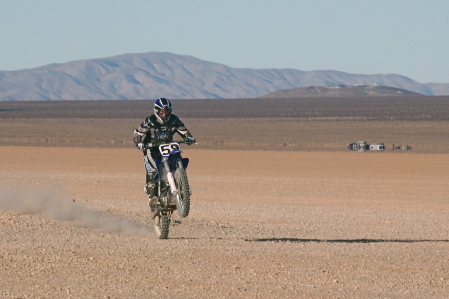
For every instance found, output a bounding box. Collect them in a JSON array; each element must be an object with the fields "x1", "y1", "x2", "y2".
[{"x1": 133, "y1": 114, "x2": 193, "y2": 157}]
